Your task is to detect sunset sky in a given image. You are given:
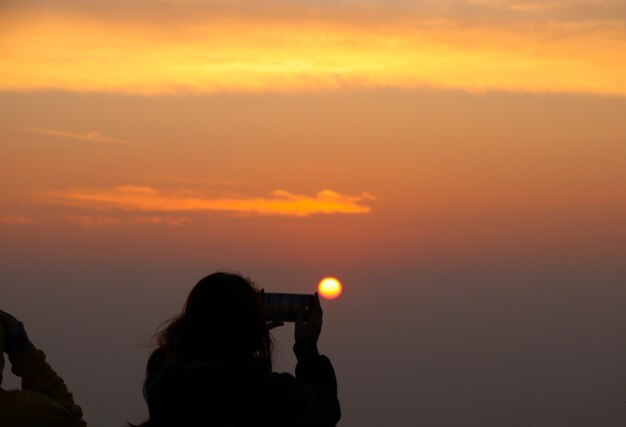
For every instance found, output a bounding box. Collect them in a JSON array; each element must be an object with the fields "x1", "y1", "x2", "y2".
[{"x1": 1, "y1": 1, "x2": 626, "y2": 426}]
